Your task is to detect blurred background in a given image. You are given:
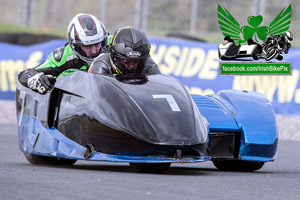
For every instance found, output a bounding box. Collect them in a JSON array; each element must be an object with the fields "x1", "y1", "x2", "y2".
[{"x1": 0, "y1": 0, "x2": 298, "y2": 45}]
